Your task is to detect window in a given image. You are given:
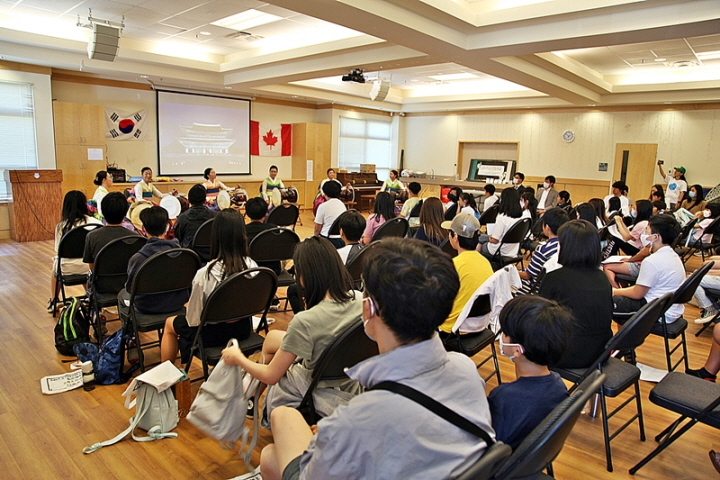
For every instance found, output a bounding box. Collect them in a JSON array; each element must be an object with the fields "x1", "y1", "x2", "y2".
[
  {"x1": 0, "y1": 81, "x2": 38, "y2": 200},
  {"x1": 338, "y1": 116, "x2": 393, "y2": 179}
]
